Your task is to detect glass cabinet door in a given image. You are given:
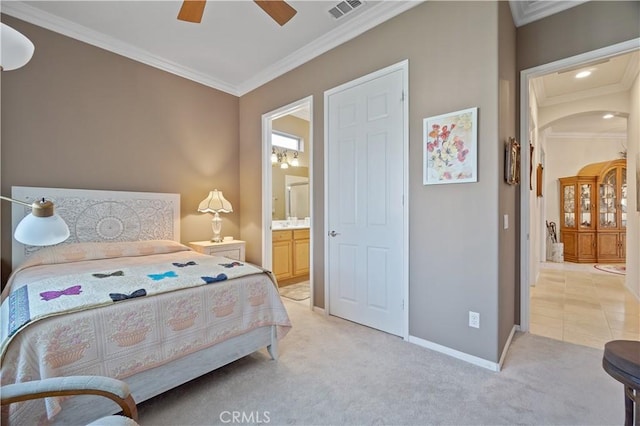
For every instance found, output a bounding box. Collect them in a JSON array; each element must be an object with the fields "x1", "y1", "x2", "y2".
[
  {"x1": 621, "y1": 167, "x2": 627, "y2": 229},
  {"x1": 599, "y1": 169, "x2": 617, "y2": 228},
  {"x1": 563, "y1": 184, "x2": 575, "y2": 228},
  {"x1": 579, "y1": 183, "x2": 592, "y2": 228}
]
